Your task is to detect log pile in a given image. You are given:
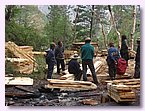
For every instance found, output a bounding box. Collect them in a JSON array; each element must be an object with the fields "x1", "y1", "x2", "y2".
[
  {"x1": 107, "y1": 79, "x2": 140, "y2": 102},
  {"x1": 129, "y1": 49, "x2": 136, "y2": 59},
  {"x1": 45, "y1": 79, "x2": 97, "y2": 91},
  {"x1": 64, "y1": 50, "x2": 77, "y2": 59},
  {"x1": 72, "y1": 42, "x2": 98, "y2": 56},
  {"x1": 5, "y1": 41, "x2": 37, "y2": 74}
]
